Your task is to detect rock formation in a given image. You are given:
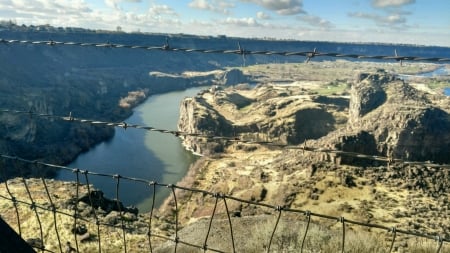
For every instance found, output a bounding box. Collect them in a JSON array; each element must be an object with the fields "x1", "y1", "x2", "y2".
[
  {"x1": 178, "y1": 70, "x2": 450, "y2": 163},
  {"x1": 177, "y1": 83, "x2": 349, "y2": 155},
  {"x1": 317, "y1": 70, "x2": 450, "y2": 164}
]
